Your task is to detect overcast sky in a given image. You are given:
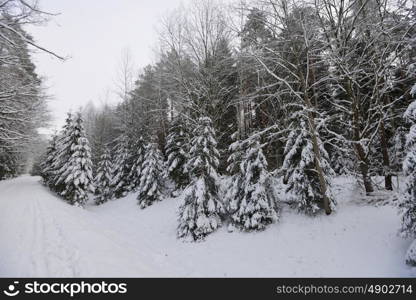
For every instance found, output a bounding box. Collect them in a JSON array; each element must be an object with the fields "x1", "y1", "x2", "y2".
[{"x1": 27, "y1": 0, "x2": 193, "y2": 130}]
